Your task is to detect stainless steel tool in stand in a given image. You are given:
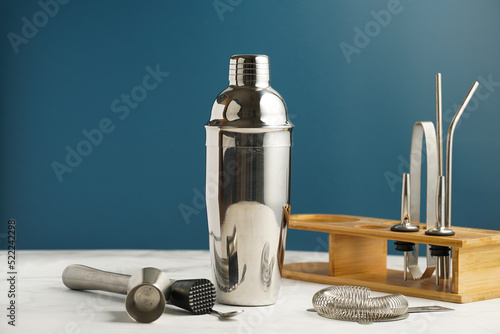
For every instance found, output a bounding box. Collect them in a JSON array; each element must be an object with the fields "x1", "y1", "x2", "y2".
[
  {"x1": 425, "y1": 76, "x2": 479, "y2": 284},
  {"x1": 392, "y1": 74, "x2": 479, "y2": 284}
]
